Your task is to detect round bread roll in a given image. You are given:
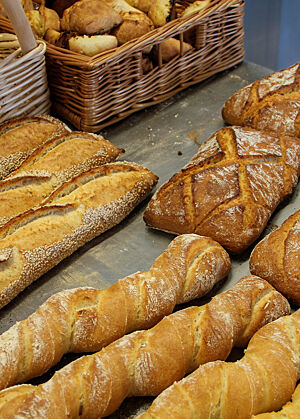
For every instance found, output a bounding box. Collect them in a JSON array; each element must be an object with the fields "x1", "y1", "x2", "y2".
[
  {"x1": 148, "y1": 0, "x2": 176, "y2": 27},
  {"x1": 68, "y1": 34, "x2": 118, "y2": 56}
]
